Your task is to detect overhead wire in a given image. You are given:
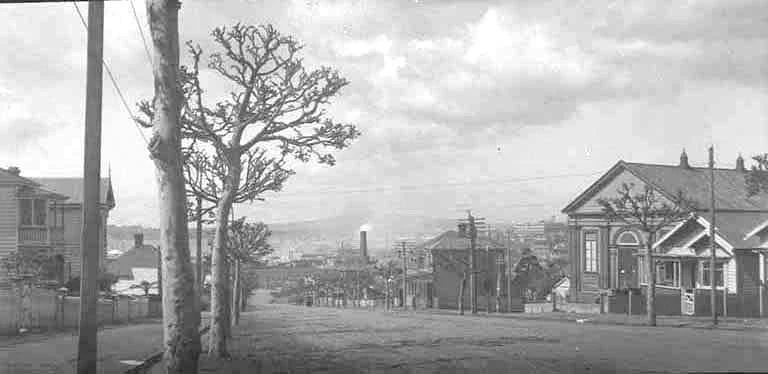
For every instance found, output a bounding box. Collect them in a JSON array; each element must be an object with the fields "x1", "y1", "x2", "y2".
[
  {"x1": 262, "y1": 171, "x2": 603, "y2": 198},
  {"x1": 72, "y1": 1, "x2": 149, "y2": 145},
  {"x1": 128, "y1": 0, "x2": 155, "y2": 69}
]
